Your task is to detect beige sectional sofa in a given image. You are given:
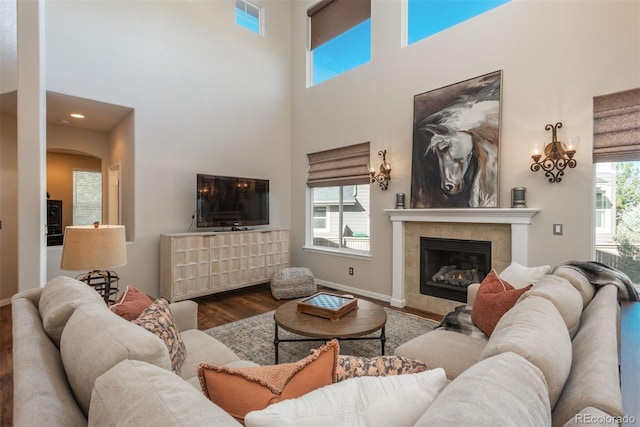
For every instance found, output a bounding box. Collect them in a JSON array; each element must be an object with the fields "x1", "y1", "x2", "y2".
[
  {"x1": 12, "y1": 269, "x2": 630, "y2": 426},
  {"x1": 12, "y1": 276, "x2": 256, "y2": 426},
  {"x1": 395, "y1": 266, "x2": 627, "y2": 426}
]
